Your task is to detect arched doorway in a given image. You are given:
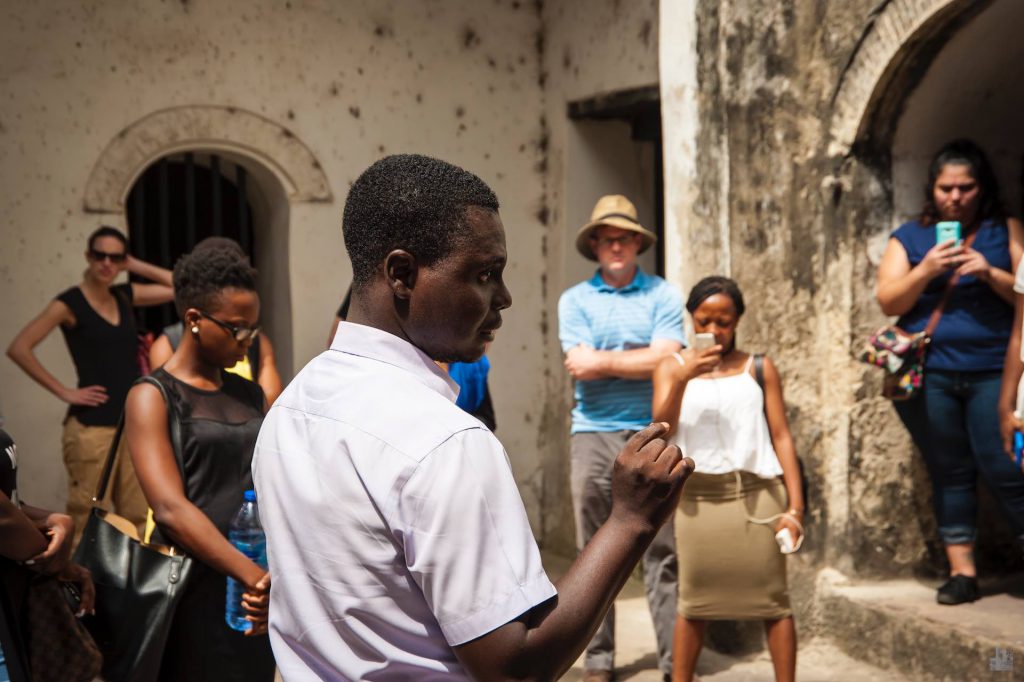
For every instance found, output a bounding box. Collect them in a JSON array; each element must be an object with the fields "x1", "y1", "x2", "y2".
[
  {"x1": 890, "y1": 0, "x2": 1024, "y2": 225},
  {"x1": 837, "y1": 0, "x2": 1024, "y2": 576},
  {"x1": 888, "y1": 0, "x2": 1024, "y2": 573},
  {"x1": 123, "y1": 150, "x2": 292, "y2": 376},
  {"x1": 127, "y1": 152, "x2": 257, "y2": 335},
  {"x1": 82, "y1": 105, "x2": 333, "y2": 379}
]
